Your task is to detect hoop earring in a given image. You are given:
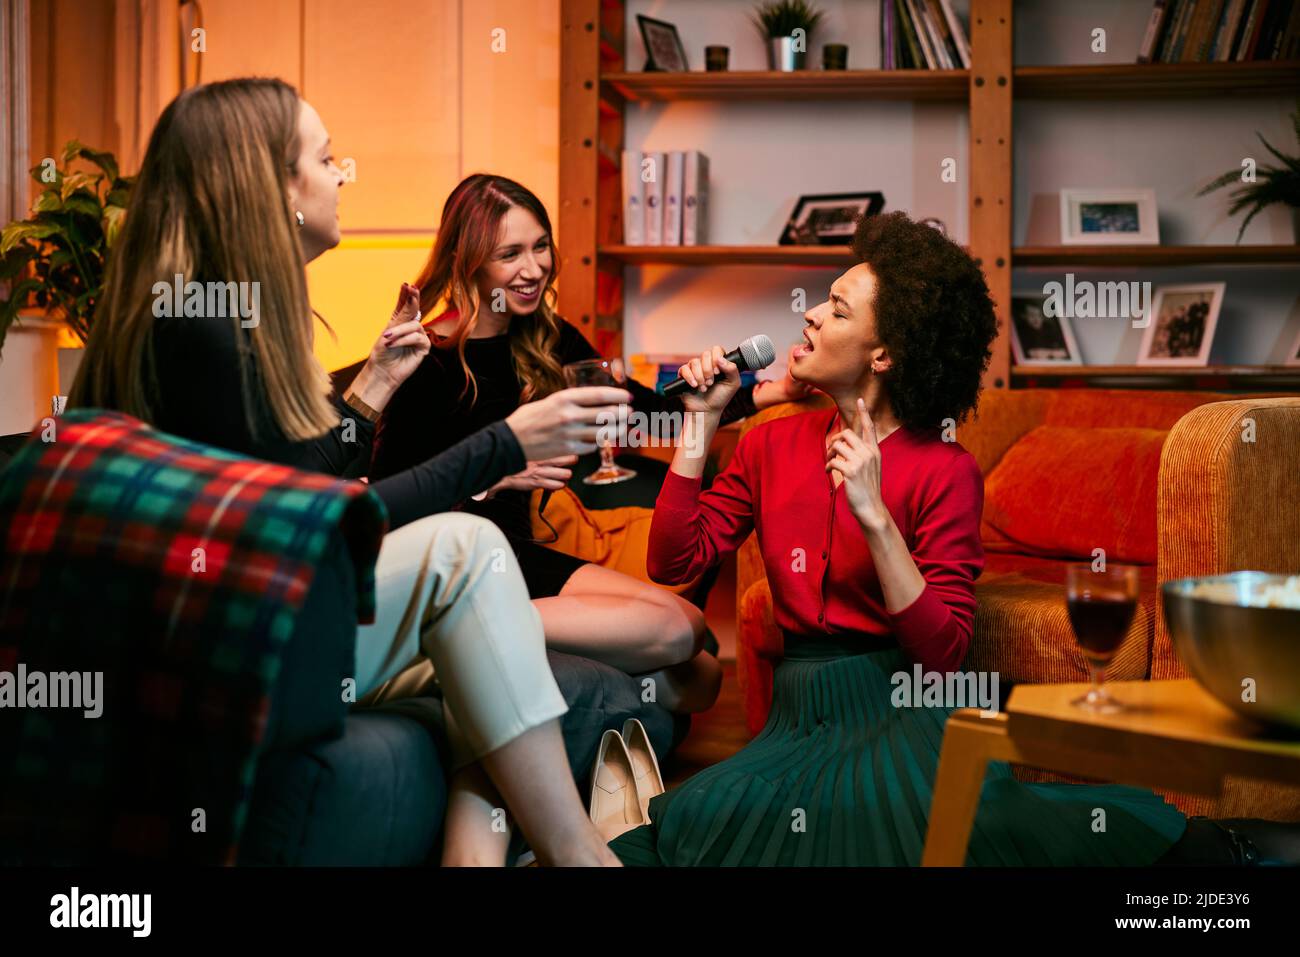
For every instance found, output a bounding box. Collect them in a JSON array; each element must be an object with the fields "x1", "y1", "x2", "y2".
[{"x1": 294, "y1": 210, "x2": 305, "y2": 227}]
